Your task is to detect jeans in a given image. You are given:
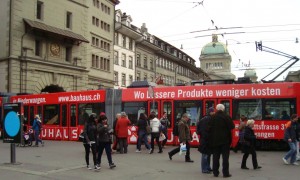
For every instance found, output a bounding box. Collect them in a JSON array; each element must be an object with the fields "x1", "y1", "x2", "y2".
[
  {"x1": 97, "y1": 142, "x2": 113, "y2": 165},
  {"x1": 201, "y1": 153, "x2": 211, "y2": 172},
  {"x1": 284, "y1": 141, "x2": 297, "y2": 163},
  {"x1": 34, "y1": 130, "x2": 43, "y2": 145},
  {"x1": 137, "y1": 131, "x2": 150, "y2": 150}
]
